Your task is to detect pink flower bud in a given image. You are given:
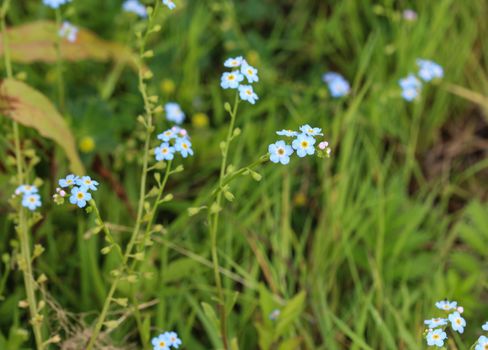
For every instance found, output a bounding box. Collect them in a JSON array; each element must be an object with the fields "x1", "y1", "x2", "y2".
[{"x1": 319, "y1": 141, "x2": 329, "y2": 150}]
